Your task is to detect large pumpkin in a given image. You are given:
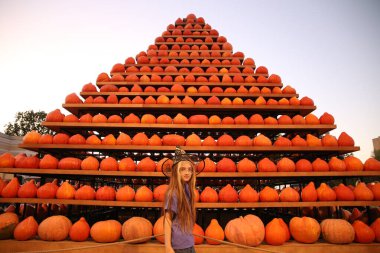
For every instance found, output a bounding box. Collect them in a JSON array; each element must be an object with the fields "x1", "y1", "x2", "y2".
[
  {"x1": 122, "y1": 217, "x2": 153, "y2": 243},
  {"x1": 265, "y1": 218, "x2": 289, "y2": 245},
  {"x1": 320, "y1": 219, "x2": 354, "y2": 244},
  {"x1": 225, "y1": 214, "x2": 265, "y2": 246},
  {"x1": 0, "y1": 212, "x2": 19, "y2": 239},
  {"x1": 69, "y1": 217, "x2": 90, "y2": 242},
  {"x1": 90, "y1": 220, "x2": 121, "y2": 243},
  {"x1": 13, "y1": 216, "x2": 38, "y2": 241},
  {"x1": 38, "y1": 215, "x2": 72, "y2": 241},
  {"x1": 289, "y1": 216, "x2": 320, "y2": 243},
  {"x1": 205, "y1": 219, "x2": 224, "y2": 245}
]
